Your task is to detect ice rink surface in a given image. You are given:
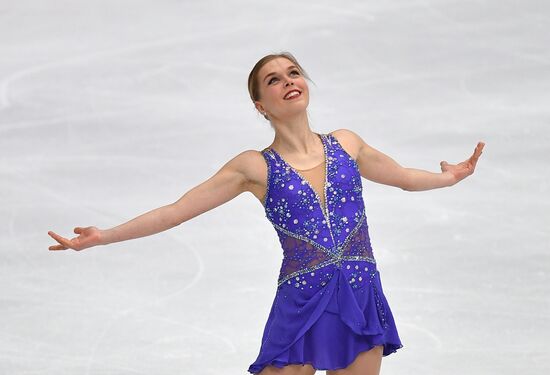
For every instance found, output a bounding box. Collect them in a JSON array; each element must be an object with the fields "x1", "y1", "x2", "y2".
[{"x1": 1, "y1": 0, "x2": 549, "y2": 374}]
